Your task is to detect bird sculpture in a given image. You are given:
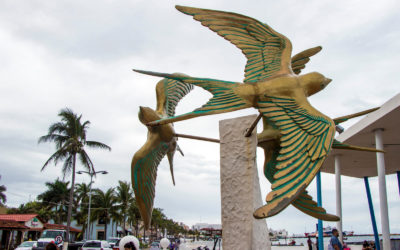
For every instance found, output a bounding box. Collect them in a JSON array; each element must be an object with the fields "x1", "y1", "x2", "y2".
[
  {"x1": 131, "y1": 74, "x2": 192, "y2": 228},
  {"x1": 134, "y1": 5, "x2": 381, "y2": 222}
]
